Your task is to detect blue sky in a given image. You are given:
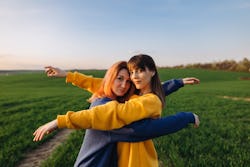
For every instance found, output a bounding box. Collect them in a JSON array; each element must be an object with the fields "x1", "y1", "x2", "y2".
[{"x1": 0, "y1": 0, "x2": 249, "y2": 70}]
